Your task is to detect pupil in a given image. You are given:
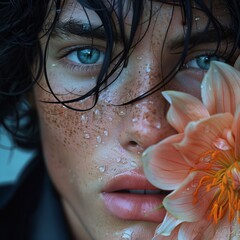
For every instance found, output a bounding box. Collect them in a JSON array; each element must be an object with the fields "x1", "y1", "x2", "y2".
[
  {"x1": 77, "y1": 48, "x2": 100, "y2": 64},
  {"x1": 197, "y1": 56, "x2": 218, "y2": 70}
]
